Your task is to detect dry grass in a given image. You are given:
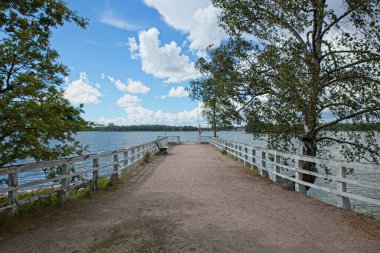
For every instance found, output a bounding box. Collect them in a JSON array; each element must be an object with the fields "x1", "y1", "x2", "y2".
[{"x1": 343, "y1": 212, "x2": 380, "y2": 240}]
